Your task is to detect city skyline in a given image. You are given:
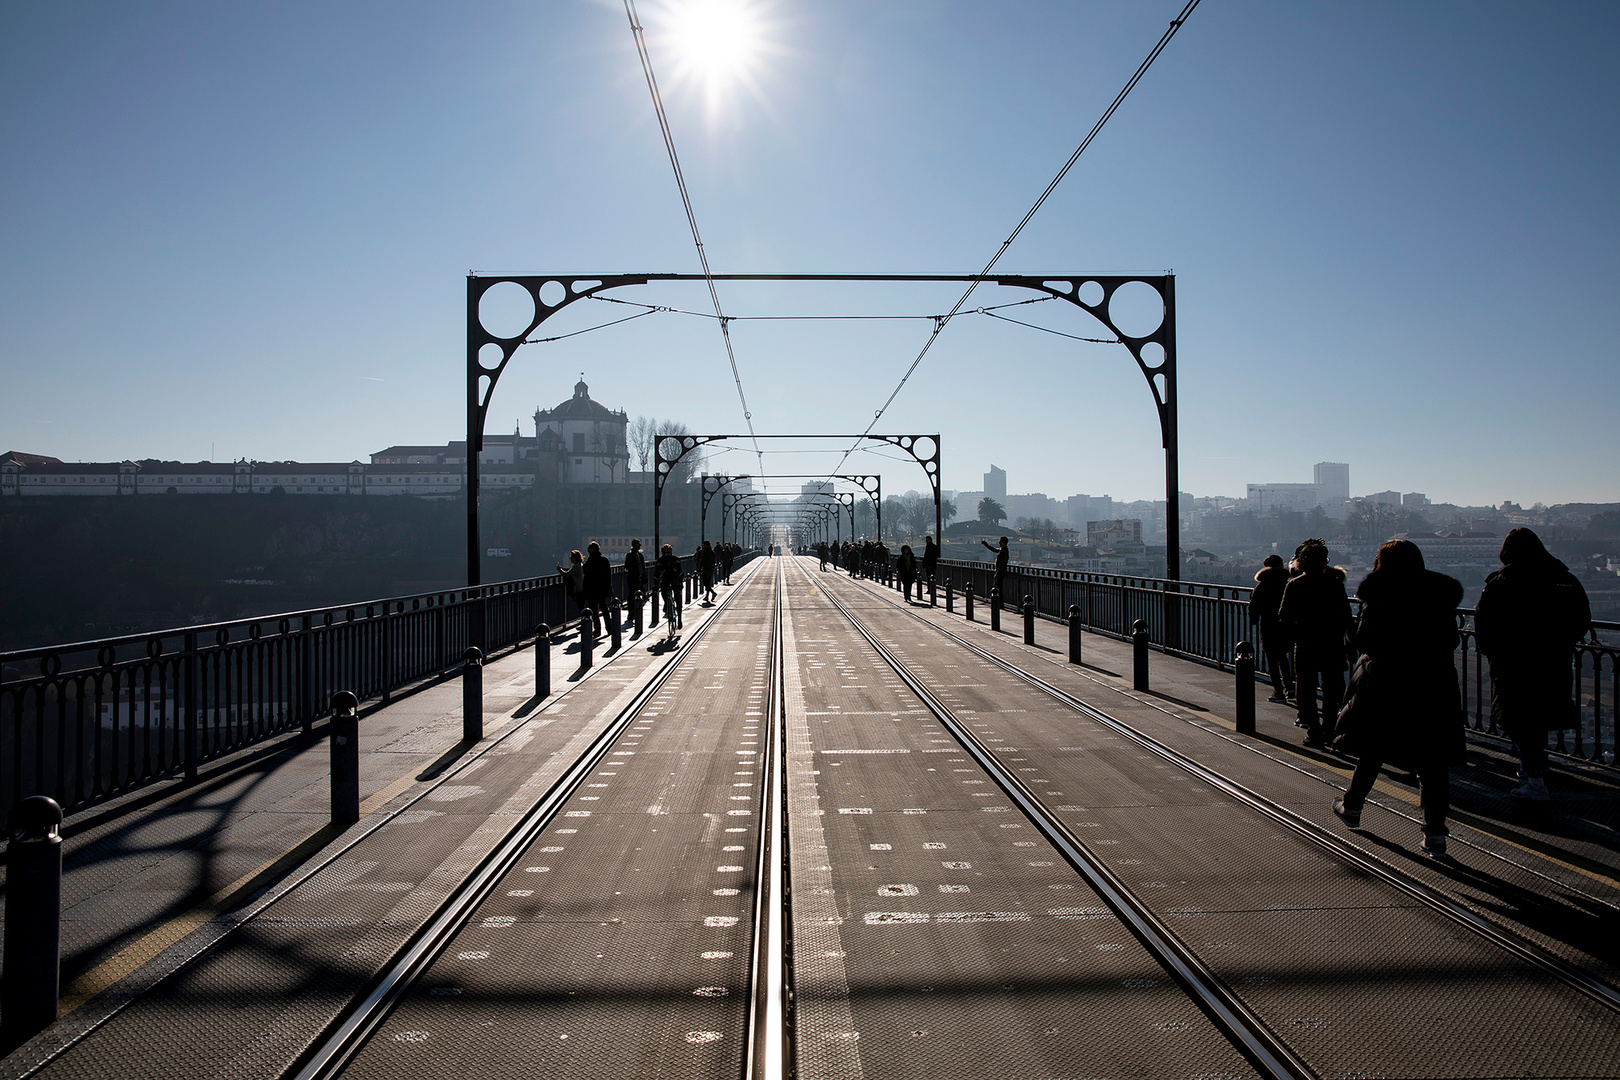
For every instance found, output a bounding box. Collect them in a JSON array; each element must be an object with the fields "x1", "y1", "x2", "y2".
[{"x1": 3, "y1": 3, "x2": 1616, "y2": 506}]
